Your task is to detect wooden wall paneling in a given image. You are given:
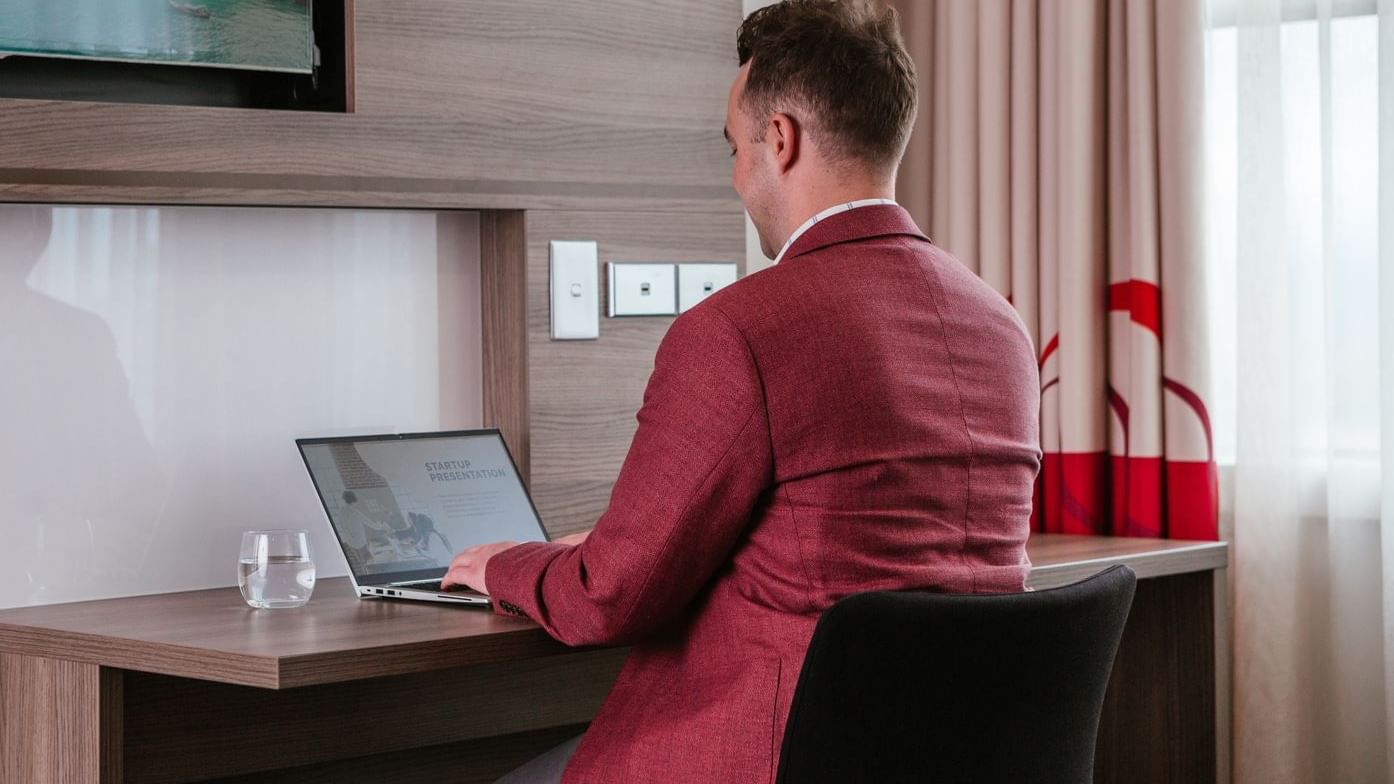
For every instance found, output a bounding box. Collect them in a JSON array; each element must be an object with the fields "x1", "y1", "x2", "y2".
[
  {"x1": 524, "y1": 210, "x2": 746, "y2": 535},
  {"x1": 120, "y1": 648, "x2": 626, "y2": 783},
  {"x1": 481, "y1": 210, "x2": 532, "y2": 480},
  {"x1": 0, "y1": 180, "x2": 736, "y2": 214},
  {"x1": 0, "y1": 0, "x2": 744, "y2": 211},
  {"x1": 0, "y1": 653, "x2": 122, "y2": 784},
  {"x1": 352, "y1": 0, "x2": 734, "y2": 124}
]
